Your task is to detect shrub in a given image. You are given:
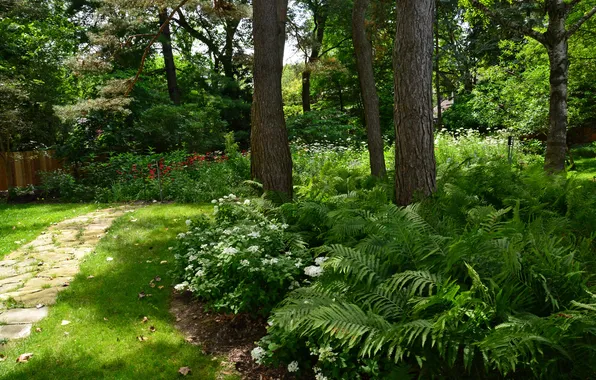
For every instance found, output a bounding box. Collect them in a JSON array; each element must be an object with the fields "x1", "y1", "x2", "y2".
[
  {"x1": 173, "y1": 197, "x2": 314, "y2": 315},
  {"x1": 286, "y1": 109, "x2": 364, "y2": 145},
  {"x1": 260, "y1": 202, "x2": 596, "y2": 379}
]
